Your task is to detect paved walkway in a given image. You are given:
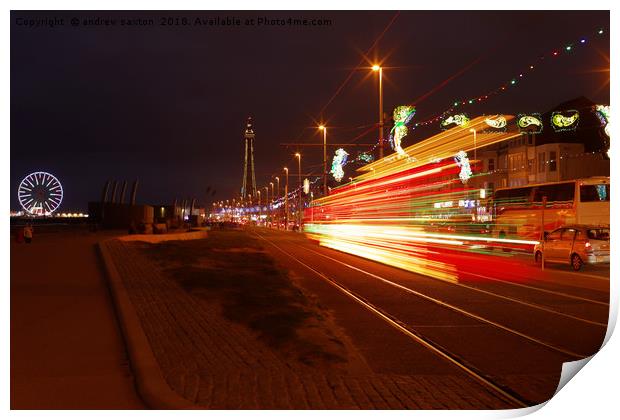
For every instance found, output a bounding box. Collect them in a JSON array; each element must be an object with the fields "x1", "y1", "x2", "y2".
[
  {"x1": 10, "y1": 230, "x2": 145, "y2": 409},
  {"x1": 105, "y1": 239, "x2": 512, "y2": 409}
]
